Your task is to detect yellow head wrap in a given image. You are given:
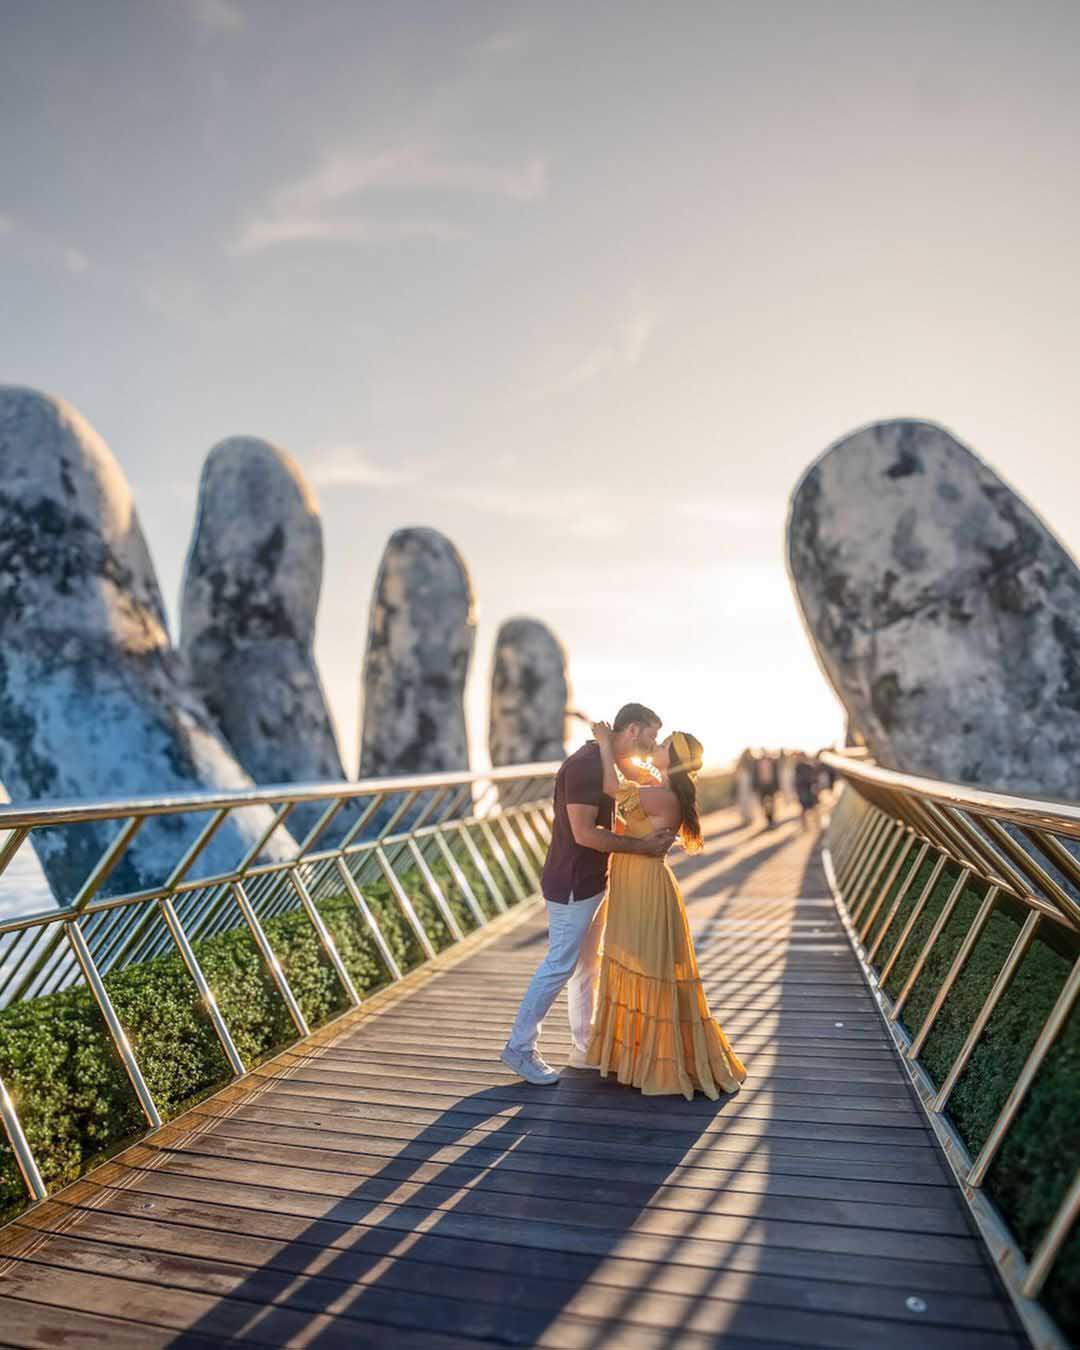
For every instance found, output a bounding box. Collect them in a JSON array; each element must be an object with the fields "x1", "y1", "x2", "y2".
[{"x1": 671, "y1": 732, "x2": 701, "y2": 780}]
